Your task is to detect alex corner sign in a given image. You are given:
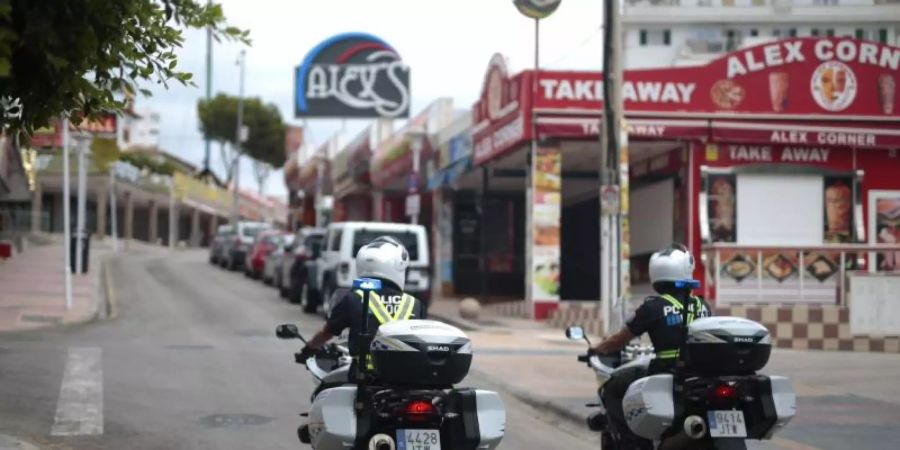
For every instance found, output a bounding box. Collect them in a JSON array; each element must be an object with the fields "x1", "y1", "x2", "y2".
[
  {"x1": 535, "y1": 38, "x2": 899, "y2": 117},
  {"x1": 294, "y1": 33, "x2": 411, "y2": 119}
]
